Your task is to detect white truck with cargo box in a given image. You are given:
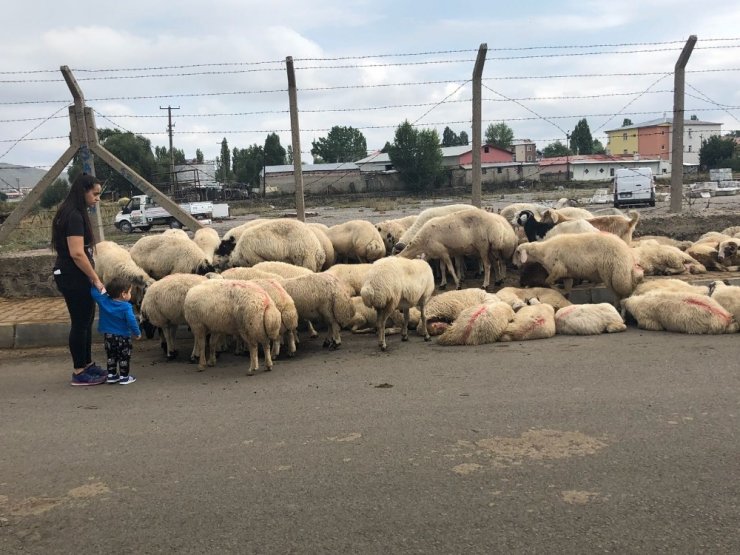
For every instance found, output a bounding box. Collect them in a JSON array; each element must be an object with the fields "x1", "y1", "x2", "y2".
[
  {"x1": 114, "y1": 194, "x2": 213, "y2": 233},
  {"x1": 613, "y1": 167, "x2": 656, "y2": 208}
]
